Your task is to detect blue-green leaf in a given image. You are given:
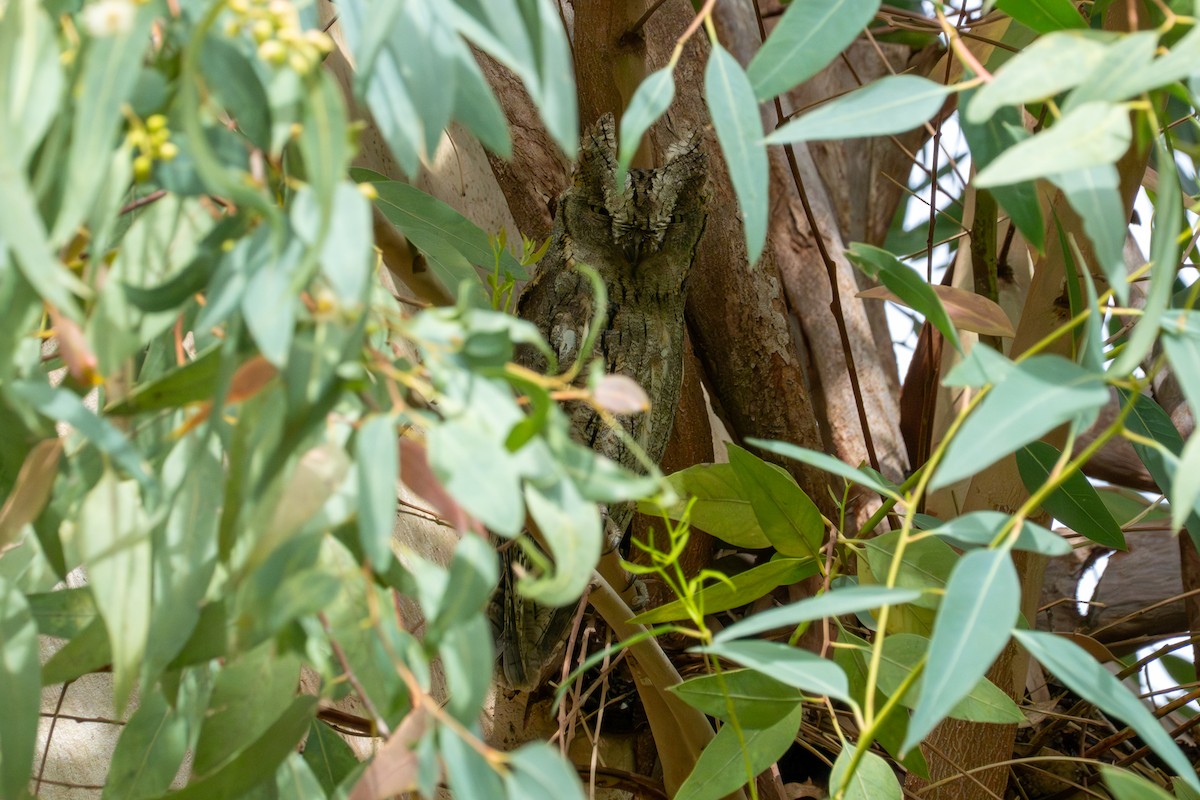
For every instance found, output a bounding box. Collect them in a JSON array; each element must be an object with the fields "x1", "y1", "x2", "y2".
[
  {"x1": 1015, "y1": 630, "x2": 1200, "y2": 791},
  {"x1": 847, "y1": 243, "x2": 962, "y2": 353},
  {"x1": 932, "y1": 355, "x2": 1108, "y2": 490},
  {"x1": 747, "y1": 0, "x2": 882, "y2": 100},
  {"x1": 903, "y1": 549, "x2": 1019, "y2": 752},
  {"x1": 966, "y1": 32, "x2": 1108, "y2": 124},
  {"x1": 829, "y1": 748, "x2": 901, "y2": 800},
  {"x1": 357, "y1": 414, "x2": 399, "y2": 571},
  {"x1": 670, "y1": 669, "x2": 803, "y2": 728},
  {"x1": 1101, "y1": 766, "x2": 1176, "y2": 800},
  {"x1": 630, "y1": 557, "x2": 819, "y2": 624},
  {"x1": 976, "y1": 102, "x2": 1131, "y2": 188},
  {"x1": 766, "y1": 76, "x2": 952, "y2": 145},
  {"x1": 747, "y1": 437, "x2": 902, "y2": 500},
  {"x1": 1050, "y1": 165, "x2": 1128, "y2": 304},
  {"x1": 929, "y1": 510, "x2": 1071, "y2": 556},
  {"x1": 695, "y1": 640, "x2": 851, "y2": 703},
  {"x1": 705, "y1": 44, "x2": 769, "y2": 264},
  {"x1": 714, "y1": 586, "x2": 921, "y2": 643},
  {"x1": 0, "y1": 576, "x2": 39, "y2": 800},
  {"x1": 617, "y1": 67, "x2": 676, "y2": 181},
  {"x1": 642, "y1": 462, "x2": 770, "y2": 549}
]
